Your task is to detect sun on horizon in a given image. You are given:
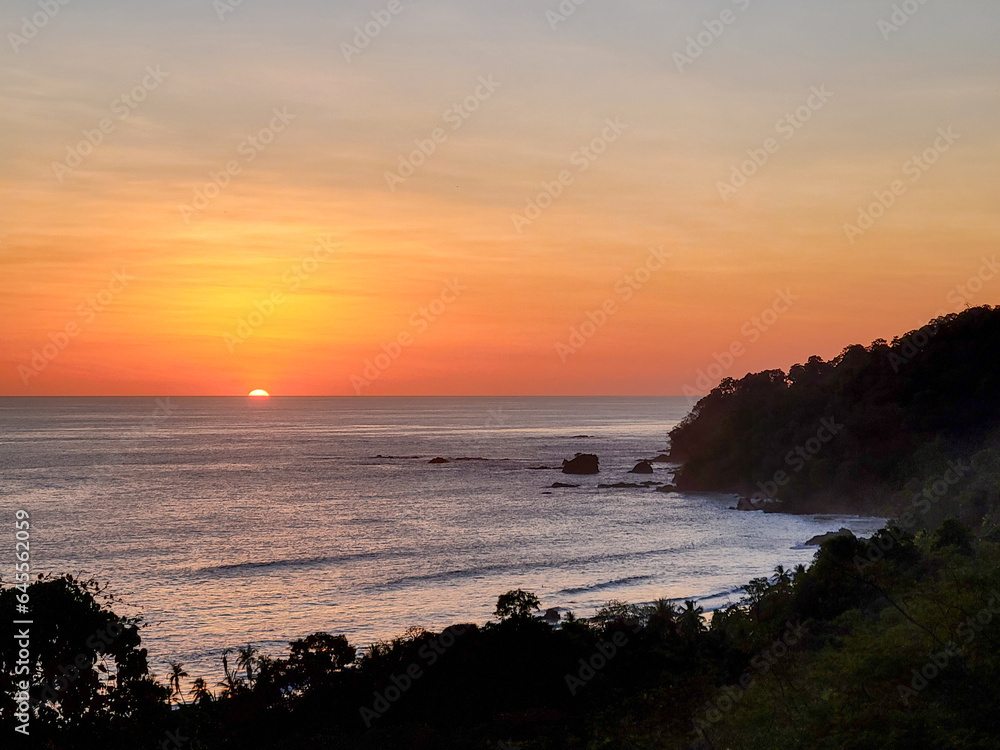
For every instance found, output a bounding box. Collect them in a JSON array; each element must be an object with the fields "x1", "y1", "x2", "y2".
[{"x1": 248, "y1": 389, "x2": 270, "y2": 398}]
